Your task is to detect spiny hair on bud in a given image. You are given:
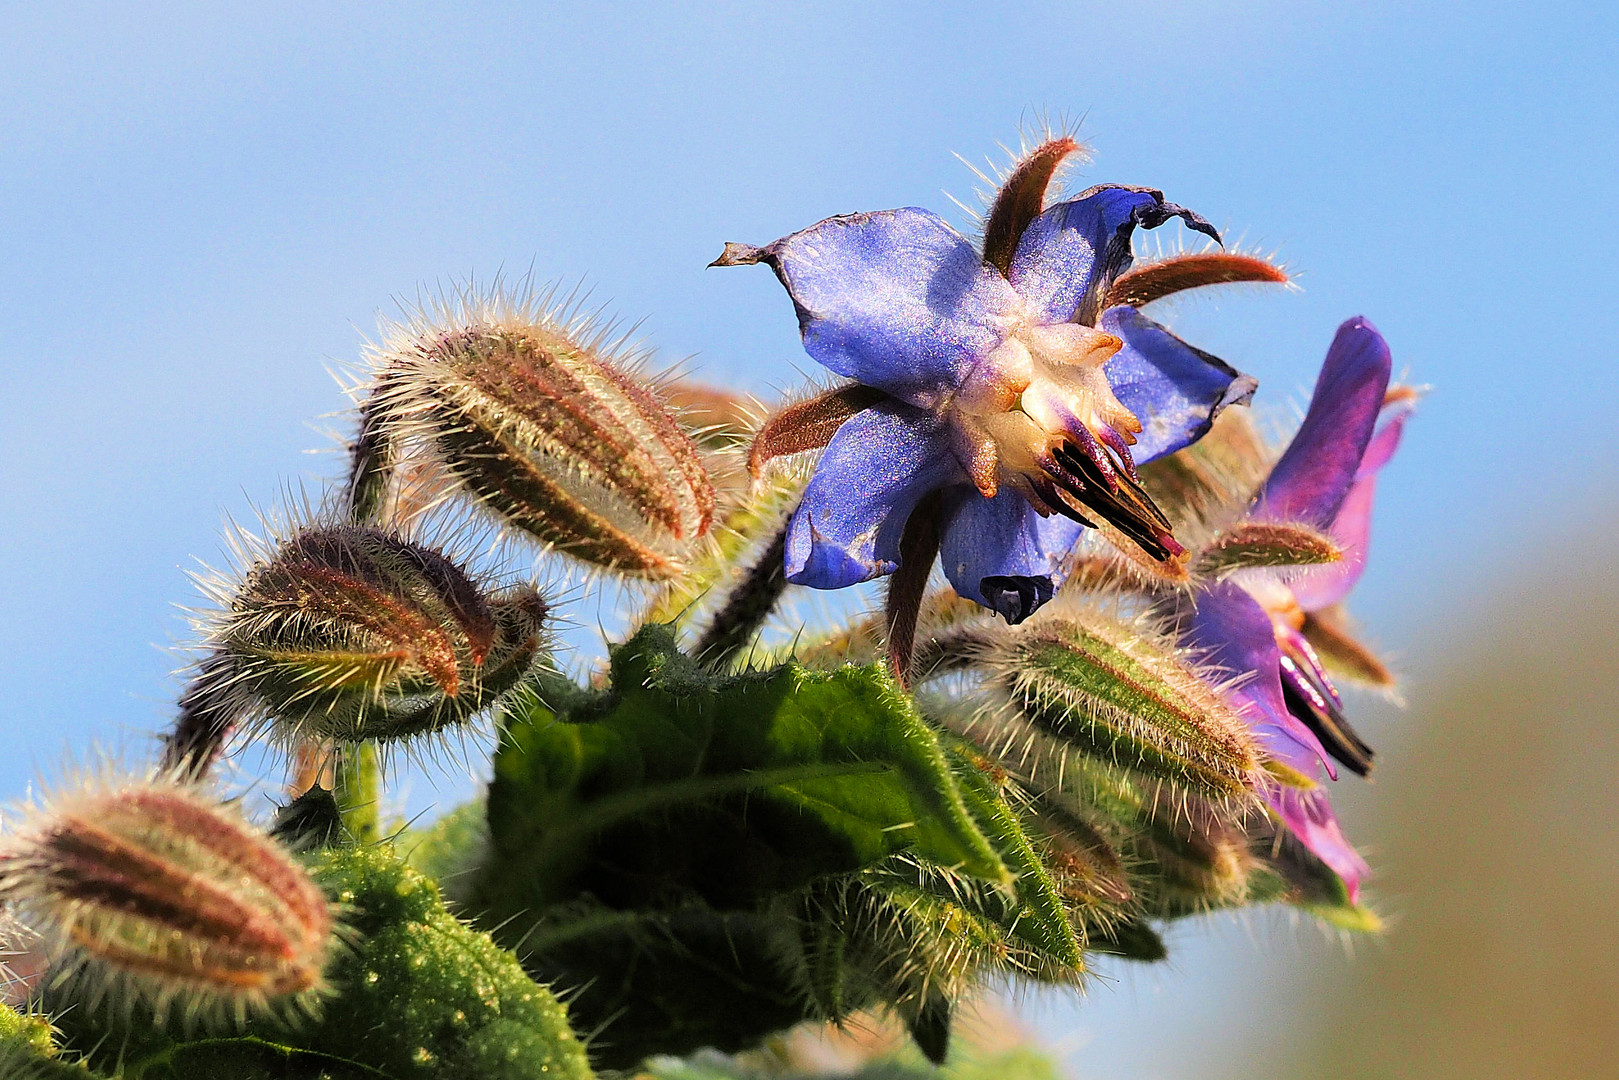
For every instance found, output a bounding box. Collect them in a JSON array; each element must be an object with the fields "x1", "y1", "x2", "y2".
[
  {"x1": 948, "y1": 113, "x2": 1093, "y2": 232},
  {"x1": 164, "y1": 505, "x2": 551, "y2": 777},
  {"x1": 977, "y1": 598, "x2": 1265, "y2": 801},
  {"x1": 0, "y1": 772, "x2": 336, "y2": 1029},
  {"x1": 344, "y1": 277, "x2": 717, "y2": 580}
]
